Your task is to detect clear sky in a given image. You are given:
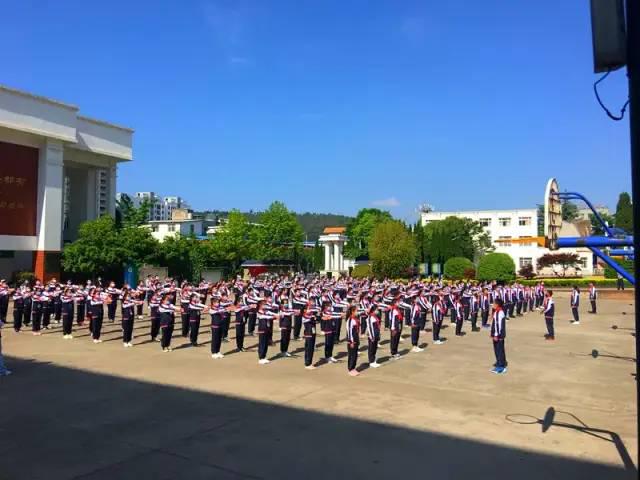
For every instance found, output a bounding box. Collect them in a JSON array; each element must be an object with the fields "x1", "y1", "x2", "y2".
[{"x1": 1, "y1": 1, "x2": 632, "y2": 222}]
